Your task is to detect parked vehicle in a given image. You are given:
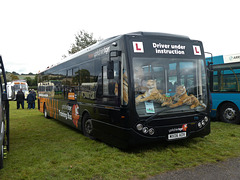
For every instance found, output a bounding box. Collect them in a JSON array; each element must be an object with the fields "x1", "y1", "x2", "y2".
[
  {"x1": 0, "y1": 55, "x2": 13, "y2": 169},
  {"x1": 206, "y1": 53, "x2": 240, "y2": 124},
  {"x1": 38, "y1": 32, "x2": 210, "y2": 148},
  {"x1": 9, "y1": 80, "x2": 29, "y2": 100}
]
